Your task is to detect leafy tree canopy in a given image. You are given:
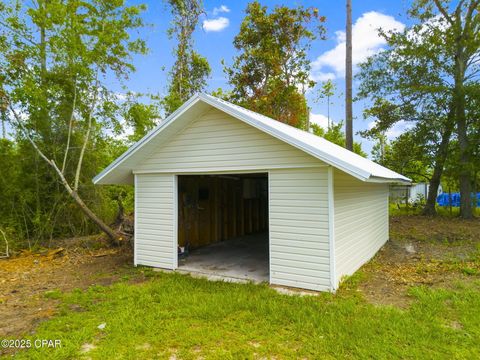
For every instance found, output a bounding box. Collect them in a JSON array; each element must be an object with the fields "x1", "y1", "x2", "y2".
[
  {"x1": 311, "y1": 122, "x2": 367, "y2": 157},
  {"x1": 163, "y1": 0, "x2": 210, "y2": 115},
  {"x1": 223, "y1": 1, "x2": 326, "y2": 128}
]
